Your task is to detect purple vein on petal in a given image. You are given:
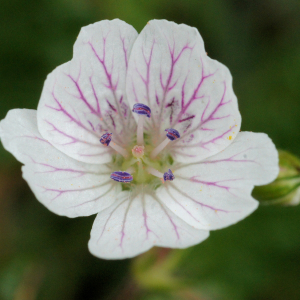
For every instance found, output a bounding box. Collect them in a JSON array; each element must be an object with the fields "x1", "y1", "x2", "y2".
[
  {"x1": 97, "y1": 198, "x2": 128, "y2": 243},
  {"x1": 164, "y1": 185, "x2": 204, "y2": 225},
  {"x1": 174, "y1": 149, "x2": 260, "y2": 171},
  {"x1": 87, "y1": 41, "x2": 126, "y2": 128},
  {"x1": 25, "y1": 155, "x2": 106, "y2": 176},
  {"x1": 169, "y1": 182, "x2": 239, "y2": 213},
  {"x1": 45, "y1": 121, "x2": 100, "y2": 147},
  {"x1": 119, "y1": 197, "x2": 134, "y2": 252},
  {"x1": 46, "y1": 90, "x2": 99, "y2": 138},
  {"x1": 120, "y1": 36, "x2": 128, "y2": 69},
  {"x1": 142, "y1": 194, "x2": 159, "y2": 242},
  {"x1": 158, "y1": 41, "x2": 194, "y2": 129},
  {"x1": 172, "y1": 59, "x2": 216, "y2": 126},
  {"x1": 153, "y1": 195, "x2": 180, "y2": 240},
  {"x1": 18, "y1": 135, "x2": 51, "y2": 145},
  {"x1": 41, "y1": 181, "x2": 112, "y2": 202},
  {"x1": 70, "y1": 183, "x2": 115, "y2": 209}
]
